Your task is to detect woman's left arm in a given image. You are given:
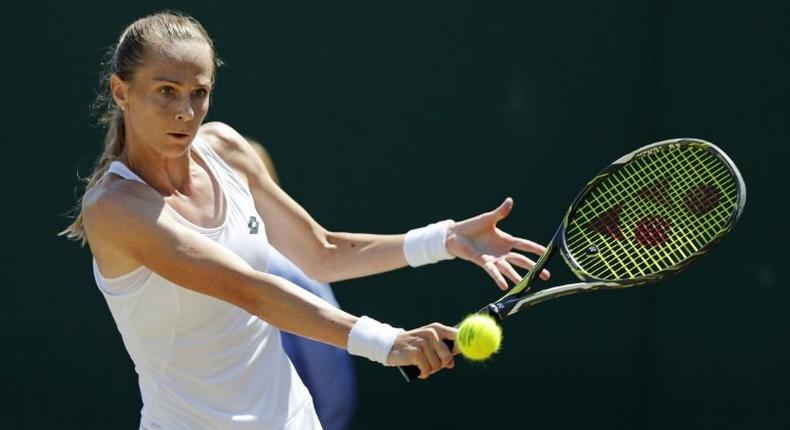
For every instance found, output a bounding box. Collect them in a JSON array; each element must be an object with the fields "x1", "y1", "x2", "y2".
[{"x1": 200, "y1": 122, "x2": 549, "y2": 289}]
